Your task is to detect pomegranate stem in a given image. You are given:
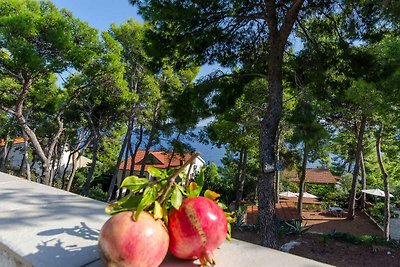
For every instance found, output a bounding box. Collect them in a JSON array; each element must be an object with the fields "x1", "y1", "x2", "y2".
[{"x1": 159, "y1": 152, "x2": 200, "y2": 204}]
